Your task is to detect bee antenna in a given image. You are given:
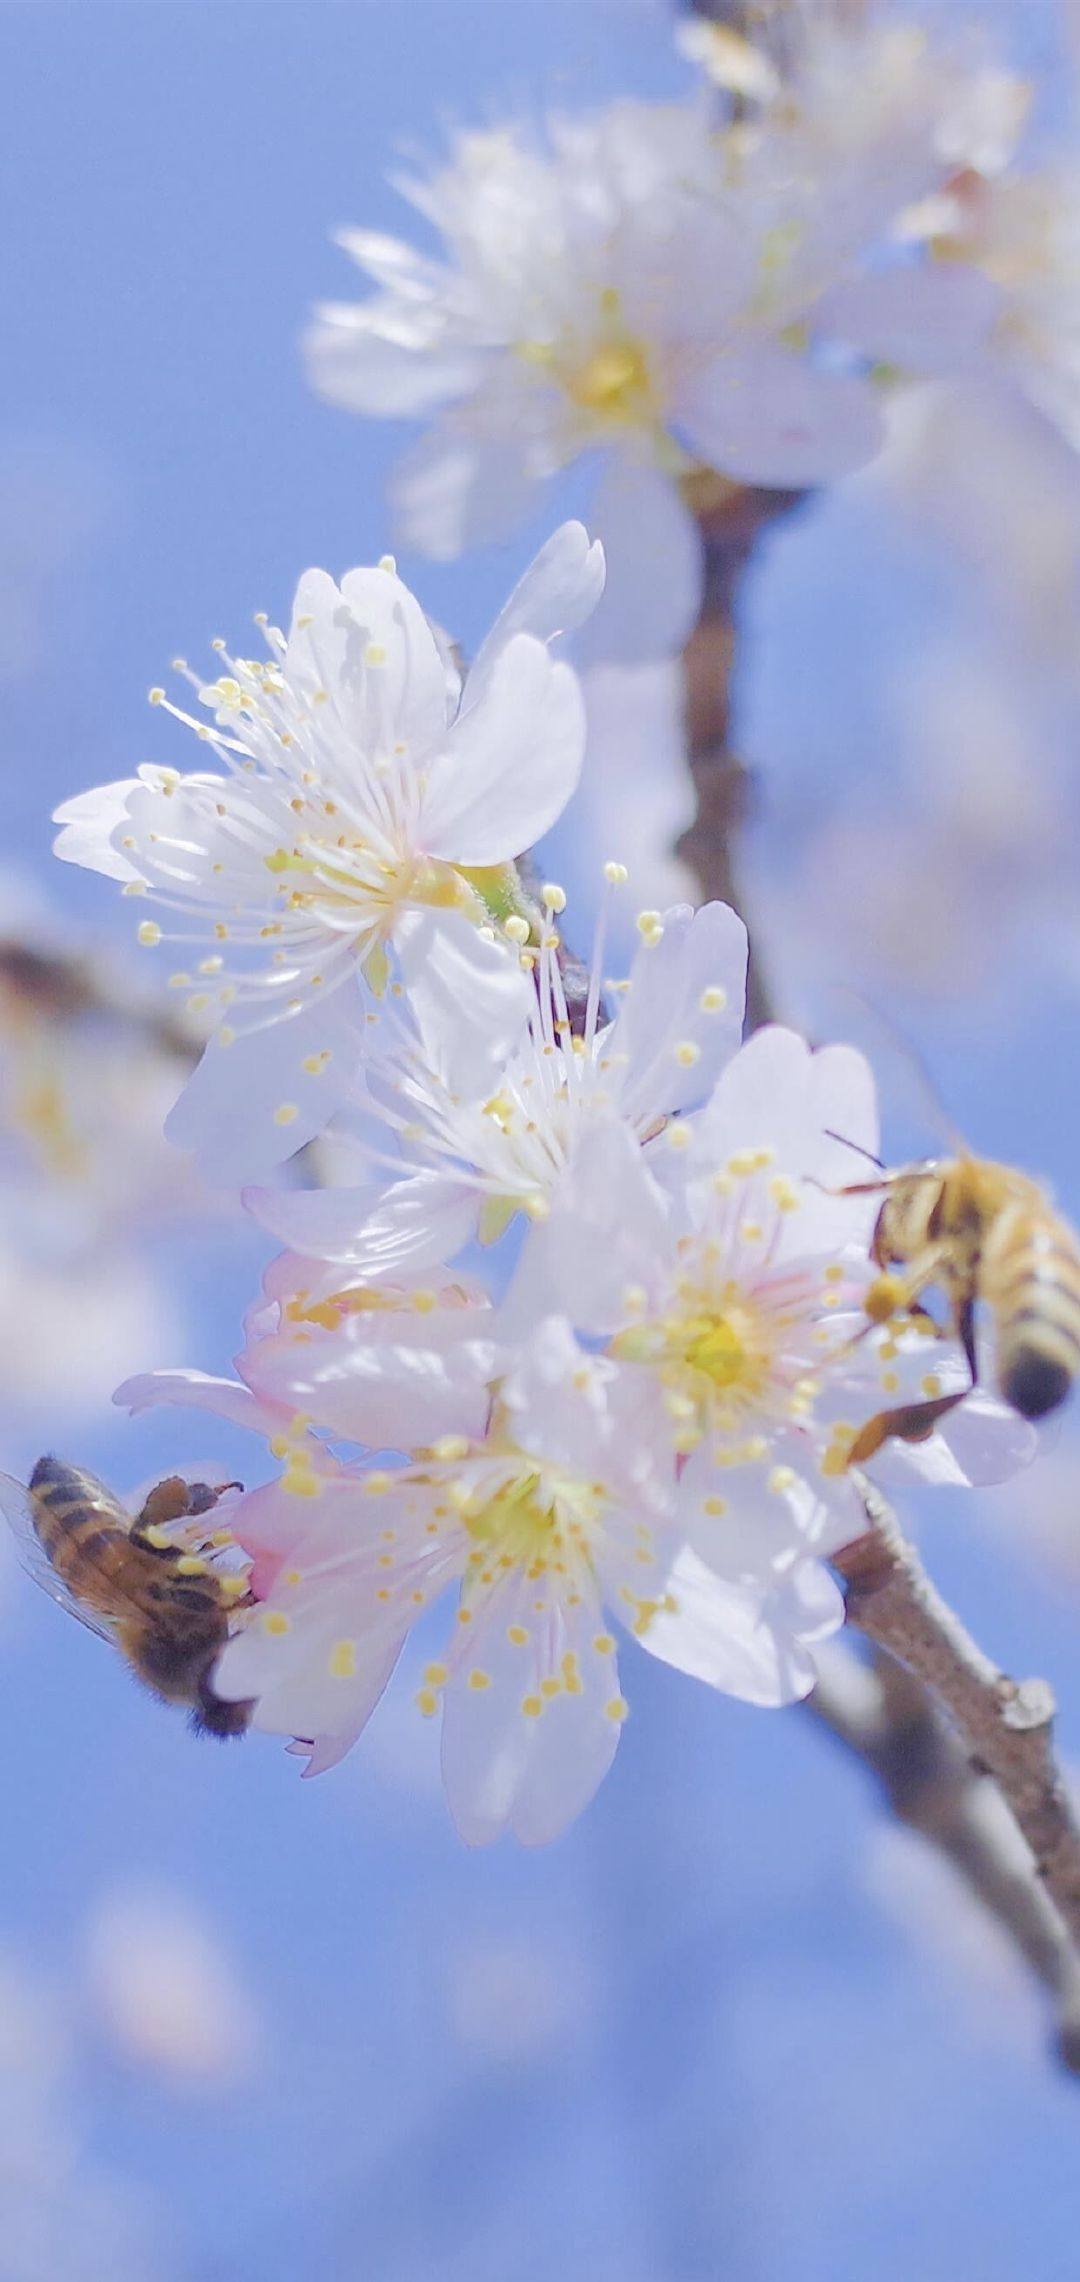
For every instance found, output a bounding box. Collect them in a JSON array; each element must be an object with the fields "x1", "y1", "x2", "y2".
[{"x1": 824, "y1": 1129, "x2": 885, "y2": 1171}]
